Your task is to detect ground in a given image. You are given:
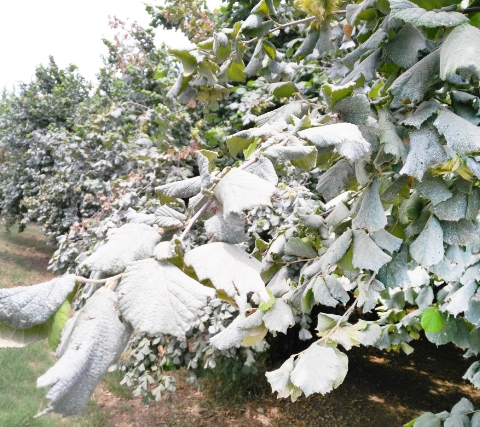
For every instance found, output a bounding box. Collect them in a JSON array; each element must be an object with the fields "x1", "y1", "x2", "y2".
[{"x1": 1, "y1": 223, "x2": 479, "y2": 427}]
